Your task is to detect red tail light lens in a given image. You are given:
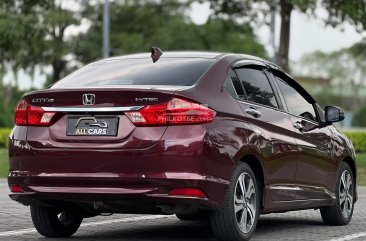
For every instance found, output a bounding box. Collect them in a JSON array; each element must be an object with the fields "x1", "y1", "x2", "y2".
[
  {"x1": 14, "y1": 100, "x2": 28, "y2": 125},
  {"x1": 125, "y1": 98, "x2": 216, "y2": 126},
  {"x1": 169, "y1": 188, "x2": 207, "y2": 198},
  {"x1": 15, "y1": 100, "x2": 55, "y2": 126},
  {"x1": 10, "y1": 185, "x2": 24, "y2": 193}
]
